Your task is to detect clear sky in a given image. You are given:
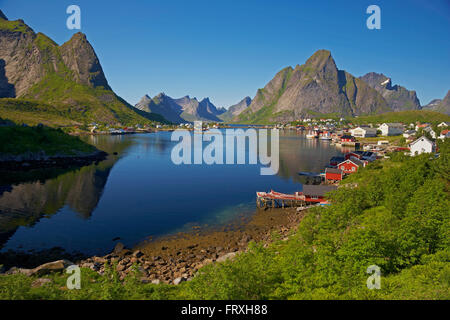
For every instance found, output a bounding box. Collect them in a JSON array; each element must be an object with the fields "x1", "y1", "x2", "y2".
[{"x1": 1, "y1": 0, "x2": 449, "y2": 108}]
